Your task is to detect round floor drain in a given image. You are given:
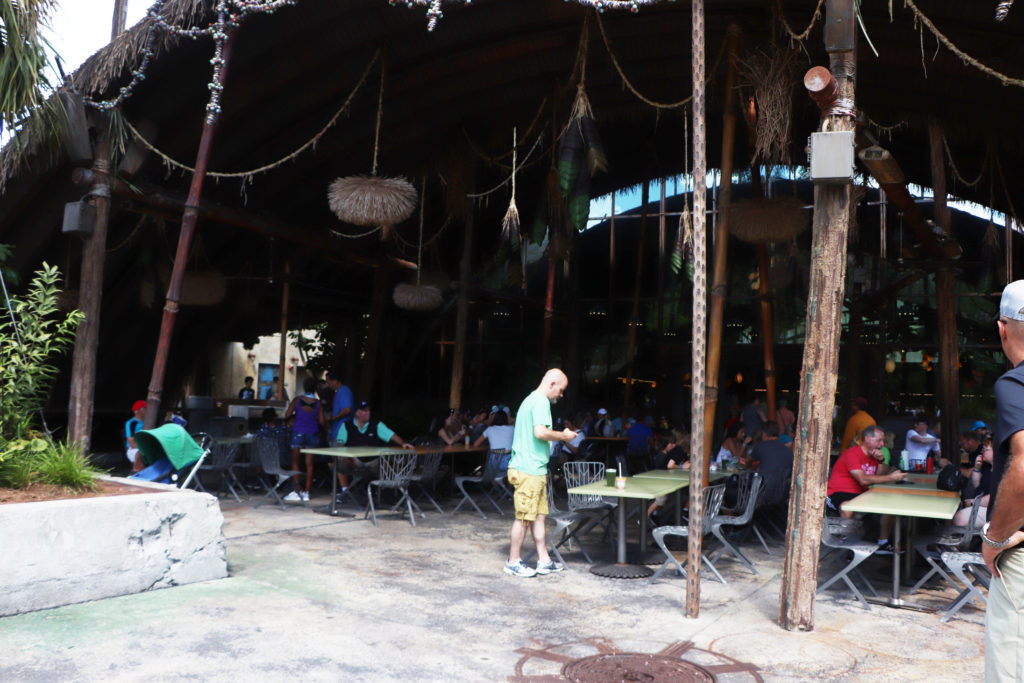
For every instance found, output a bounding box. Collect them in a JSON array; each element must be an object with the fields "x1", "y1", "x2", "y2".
[{"x1": 562, "y1": 653, "x2": 715, "y2": 682}]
